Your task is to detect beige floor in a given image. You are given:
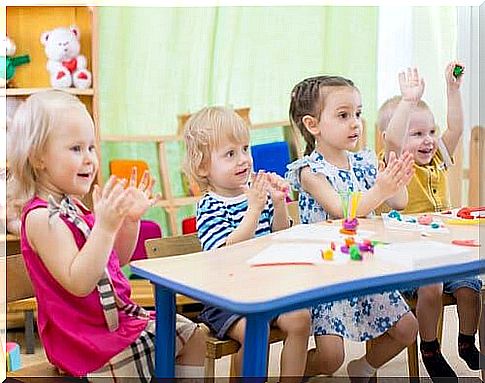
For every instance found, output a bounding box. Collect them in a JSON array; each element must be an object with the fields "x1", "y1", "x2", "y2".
[{"x1": 8, "y1": 306, "x2": 483, "y2": 380}]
